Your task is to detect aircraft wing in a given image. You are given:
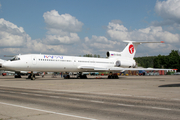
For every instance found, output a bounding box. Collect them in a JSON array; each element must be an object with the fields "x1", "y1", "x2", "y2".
[
  {"x1": 109, "y1": 67, "x2": 172, "y2": 71},
  {"x1": 78, "y1": 66, "x2": 172, "y2": 71}
]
